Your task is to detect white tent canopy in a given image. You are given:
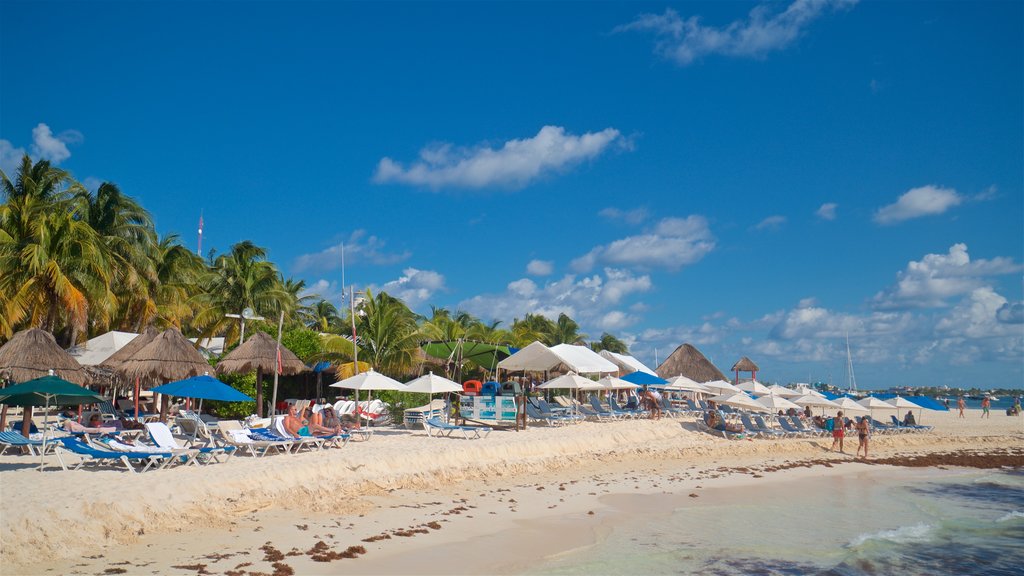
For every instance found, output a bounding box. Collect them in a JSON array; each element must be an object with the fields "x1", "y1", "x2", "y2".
[
  {"x1": 67, "y1": 330, "x2": 140, "y2": 365},
  {"x1": 598, "y1": 350, "x2": 657, "y2": 375},
  {"x1": 497, "y1": 342, "x2": 618, "y2": 374},
  {"x1": 665, "y1": 375, "x2": 709, "y2": 393}
]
